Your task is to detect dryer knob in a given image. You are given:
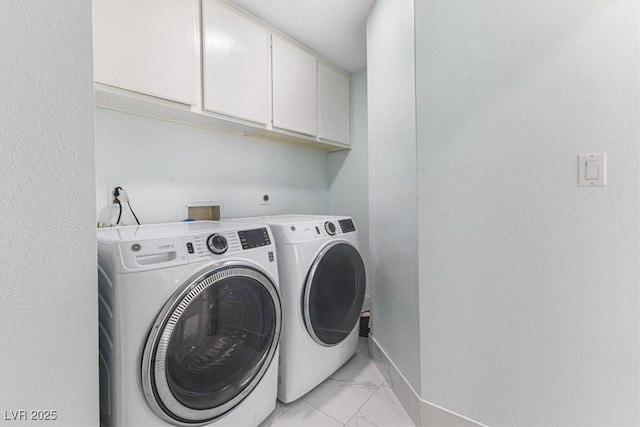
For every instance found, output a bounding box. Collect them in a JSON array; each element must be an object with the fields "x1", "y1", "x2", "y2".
[
  {"x1": 206, "y1": 234, "x2": 228, "y2": 255},
  {"x1": 324, "y1": 221, "x2": 336, "y2": 236}
]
